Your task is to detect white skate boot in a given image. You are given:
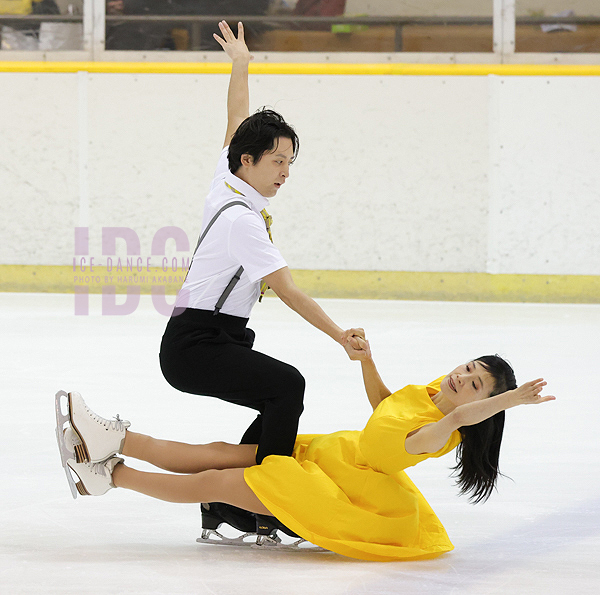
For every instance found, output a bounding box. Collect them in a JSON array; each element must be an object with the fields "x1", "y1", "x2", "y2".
[
  {"x1": 62, "y1": 425, "x2": 83, "y2": 457},
  {"x1": 67, "y1": 391, "x2": 130, "y2": 464},
  {"x1": 66, "y1": 457, "x2": 124, "y2": 497}
]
